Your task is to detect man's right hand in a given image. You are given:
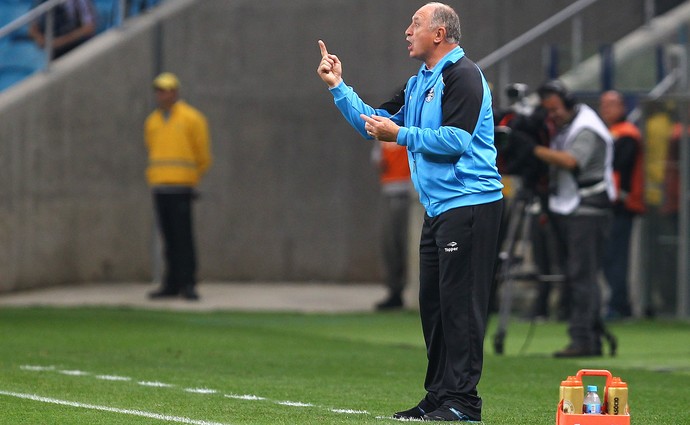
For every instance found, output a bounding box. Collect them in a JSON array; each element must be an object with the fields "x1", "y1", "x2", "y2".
[{"x1": 317, "y1": 40, "x2": 342, "y2": 88}]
